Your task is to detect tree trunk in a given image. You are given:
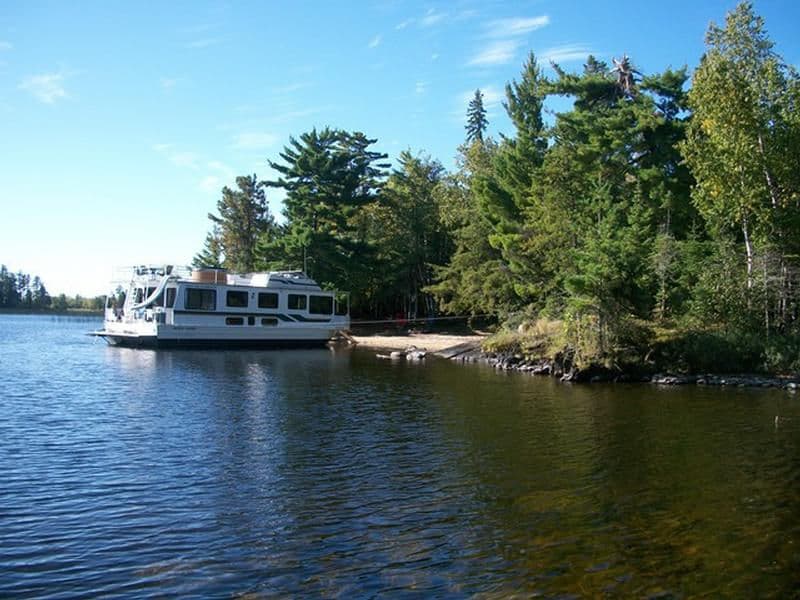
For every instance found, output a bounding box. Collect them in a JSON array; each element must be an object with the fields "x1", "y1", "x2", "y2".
[
  {"x1": 757, "y1": 133, "x2": 780, "y2": 209},
  {"x1": 742, "y1": 216, "x2": 754, "y2": 290}
]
